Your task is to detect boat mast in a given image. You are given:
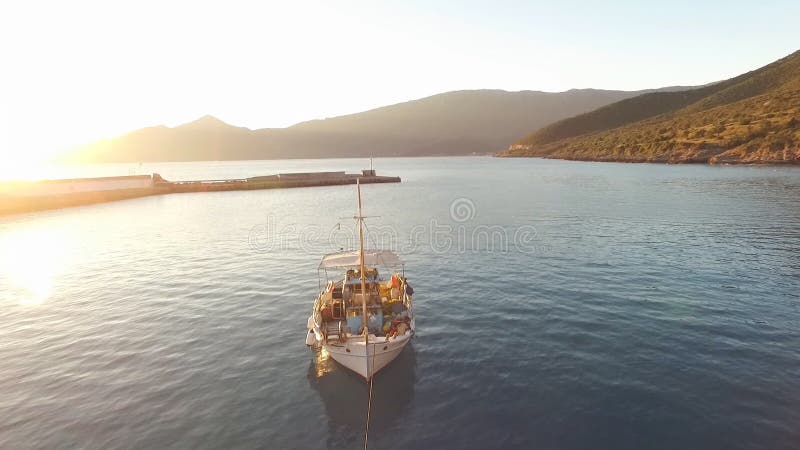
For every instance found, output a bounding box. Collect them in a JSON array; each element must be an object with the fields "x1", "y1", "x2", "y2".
[{"x1": 357, "y1": 180, "x2": 369, "y2": 347}]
